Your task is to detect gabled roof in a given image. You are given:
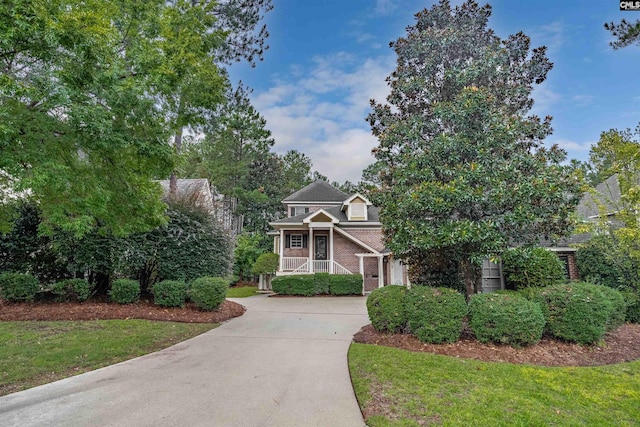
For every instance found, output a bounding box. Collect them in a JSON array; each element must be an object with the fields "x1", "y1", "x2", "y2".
[
  {"x1": 342, "y1": 193, "x2": 372, "y2": 210},
  {"x1": 282, "y1": 180, "x2": 348, "y2": 203},
  {"x1": 576, "y1": 174, "x2": 622, "y2": 219},
  {"x1": 302, "y1": 209, "x2": 341, "y2": 224},
  {"x1": 270, "y1": 205, "x2": 380, "y2": 225}
]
